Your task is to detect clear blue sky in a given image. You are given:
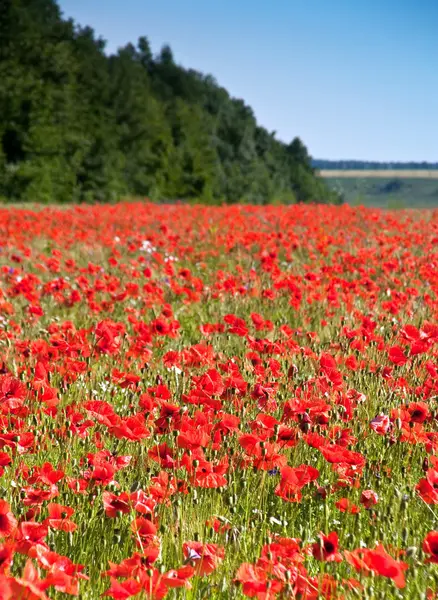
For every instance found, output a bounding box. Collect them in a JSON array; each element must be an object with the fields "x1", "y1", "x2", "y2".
[{"x1": 58, "y1": 0, "x2": 437, "y2": 162}]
